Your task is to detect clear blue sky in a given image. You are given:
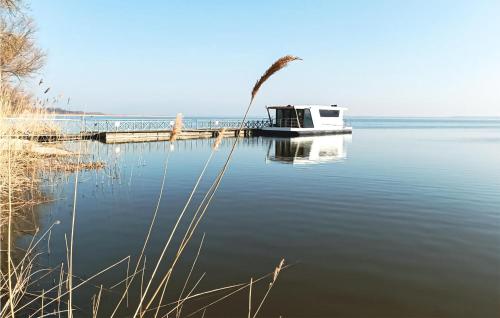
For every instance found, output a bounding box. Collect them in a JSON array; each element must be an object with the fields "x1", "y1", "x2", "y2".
[{"x1": 29, "y1": 0, "x2": 499, "y2": 117}]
